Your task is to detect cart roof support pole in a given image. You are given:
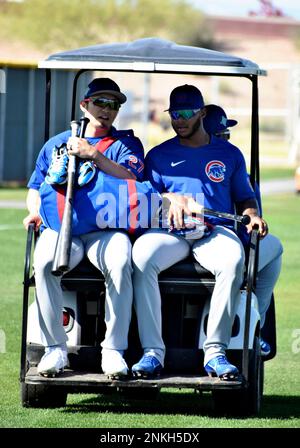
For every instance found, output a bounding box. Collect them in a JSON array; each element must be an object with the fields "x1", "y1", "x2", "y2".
[
  {"x1": 44, "y1": 69, "x2": 51, "y2": 143},
  {"x1": 71, "y1": 69, "x2": 86, "y2": 121},
  {"x1": 250, "y1": 75, "x2": 260, "y2": 188}
]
